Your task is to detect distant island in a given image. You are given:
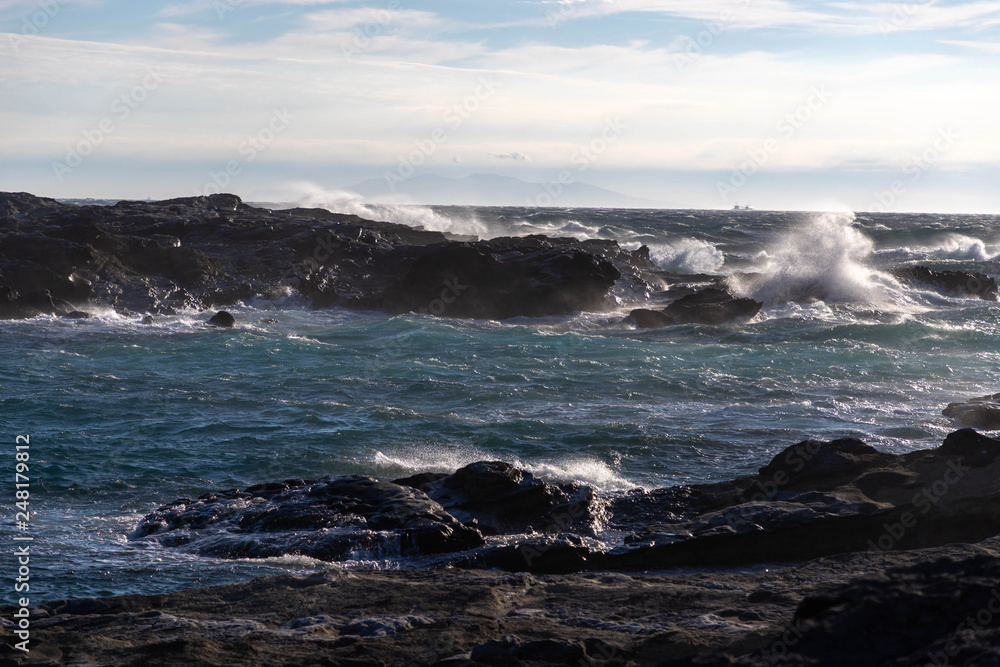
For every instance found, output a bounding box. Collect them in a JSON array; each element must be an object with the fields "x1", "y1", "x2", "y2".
[{"x1": 346, "y1": 172, "x2": 671, "y2": 208}]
